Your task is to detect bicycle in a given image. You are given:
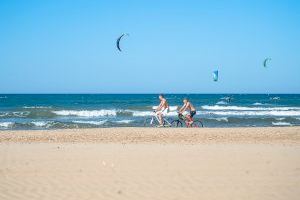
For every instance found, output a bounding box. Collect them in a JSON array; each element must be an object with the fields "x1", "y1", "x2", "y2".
[
  {"x1": 143, "y1": 111, "x2": 173, "y2": 127},
  {"x1": 171, "y1": 113, "x2": 204, "y2": 128}
]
